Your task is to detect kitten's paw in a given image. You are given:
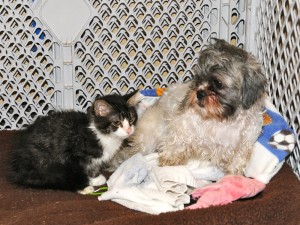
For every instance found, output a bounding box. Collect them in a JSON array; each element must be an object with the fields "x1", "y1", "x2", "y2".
[
  {"x1": 89, "y1": 174, "x2": 106, "y2": 186},
  {"x1": 78, "y1": 186, "x2": 94, "y2": 195}
]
